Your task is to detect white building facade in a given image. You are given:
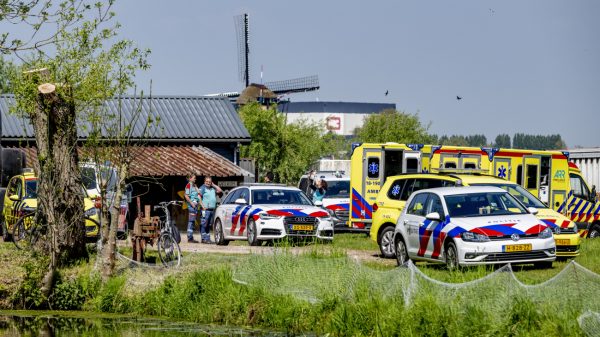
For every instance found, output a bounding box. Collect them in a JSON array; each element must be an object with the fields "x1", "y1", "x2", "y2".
[
  {"x1": 569, "y1": 148, "x2": 600, "y2": 190},
  {"x1": 278, "y1": 101, "x2": 396, "y2": 136}
]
